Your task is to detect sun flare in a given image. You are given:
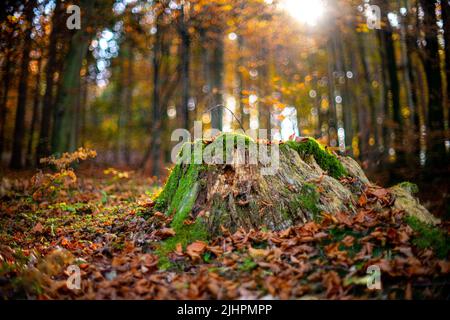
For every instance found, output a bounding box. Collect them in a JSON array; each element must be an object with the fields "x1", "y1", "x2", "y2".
[{"x1": 282, "y1": 0, "x2": 326, "y2": 26}]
